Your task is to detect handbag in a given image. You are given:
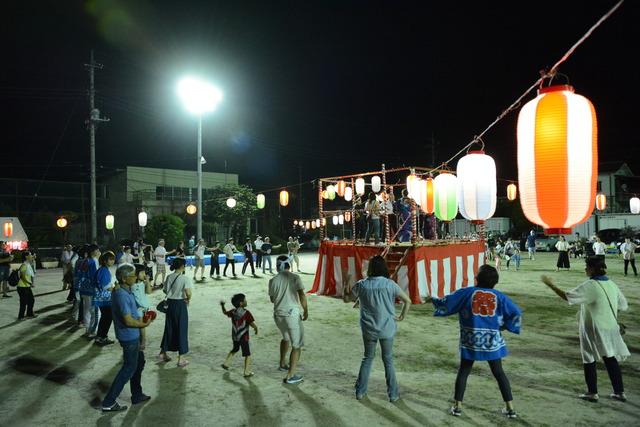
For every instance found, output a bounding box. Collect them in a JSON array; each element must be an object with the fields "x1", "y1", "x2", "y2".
[
  {"x1": 595, "y1": 280, "x2": 627, "y2": 336},
  {"x1": 156, "y1": 275, "x2": 179, "y2": 314}
]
